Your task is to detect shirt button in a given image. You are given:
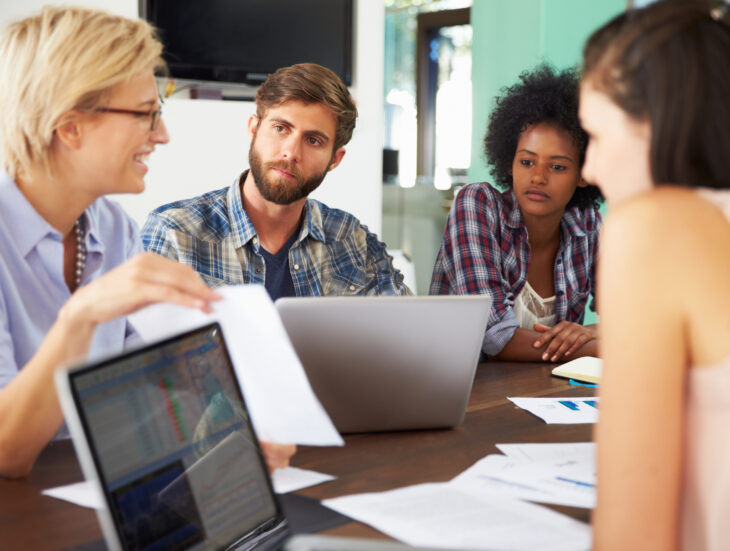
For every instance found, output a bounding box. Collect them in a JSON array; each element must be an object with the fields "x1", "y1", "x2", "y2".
[
  {"x1": 253, "y1": 237, "x2": 258, "y2": 244},
  {"x1": 349, "y1": 285, "x2": 355, "y2": 291},
  {"x1": 255, "y1": 268, "x2": 261, "y2": 274},
  {"x1": 293, "y1": 264, "x2": 300, "y2": 270}
]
